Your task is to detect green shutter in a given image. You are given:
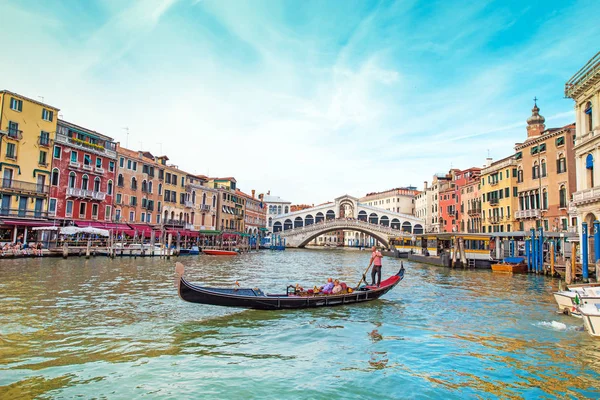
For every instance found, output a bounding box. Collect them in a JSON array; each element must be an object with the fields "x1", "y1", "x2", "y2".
[
  {"x1": 531, "y1": 146, "x2": 538, "y2": 155},
  {"x1": 556, "y1": 136, "x2": 565, "y2": 146},
  {"x1": 513, "y1": 187, "x2": 518, "y2": 197}
]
